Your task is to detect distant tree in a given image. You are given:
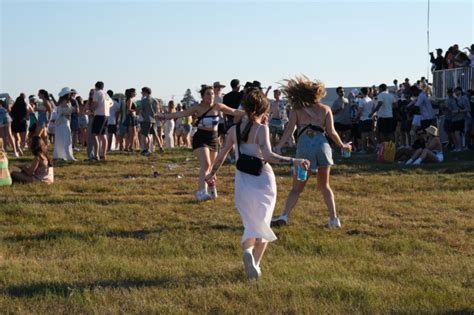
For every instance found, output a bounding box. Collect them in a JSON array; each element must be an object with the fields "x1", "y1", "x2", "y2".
[{"x1": 181, "y1": 89, "x2": 196, "y2": 108}]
